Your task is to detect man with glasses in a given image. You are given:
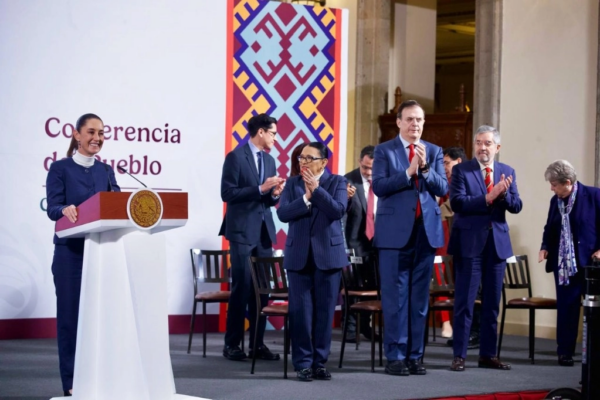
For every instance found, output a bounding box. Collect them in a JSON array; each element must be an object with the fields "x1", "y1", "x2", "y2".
[
  {"x1": 448, "y1": 125, "x2": 522, "y2": 372},
  {"x1": 219, "y1": 113, "x2": 285, "y2": 362}
]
